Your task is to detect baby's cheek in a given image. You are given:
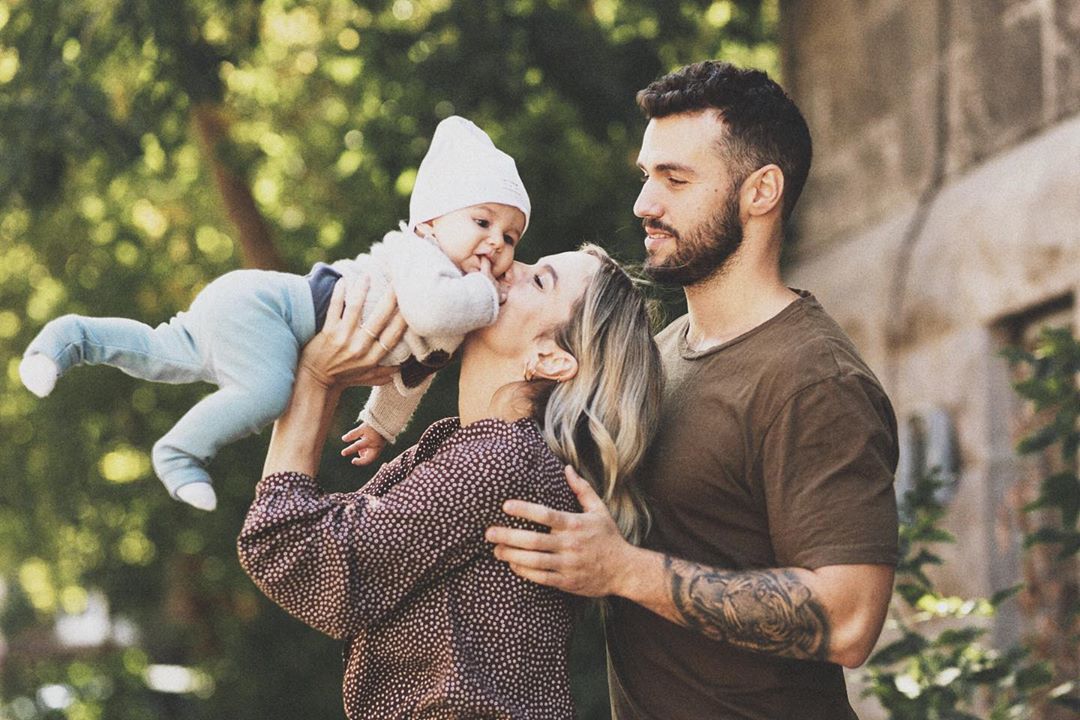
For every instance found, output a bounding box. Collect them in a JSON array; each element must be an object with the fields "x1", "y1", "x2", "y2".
[{"x1": 493, "y1": 248, "x2": 515, "y2": 278}]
